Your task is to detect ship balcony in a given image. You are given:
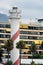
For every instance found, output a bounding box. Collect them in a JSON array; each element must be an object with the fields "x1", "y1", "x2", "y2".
[
  {"x1": 37, "y1": 48, "x2": 43, "y2": 51},
  {"x1": 20, "y1": 29, "x2": 43, "y2": 32}
]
